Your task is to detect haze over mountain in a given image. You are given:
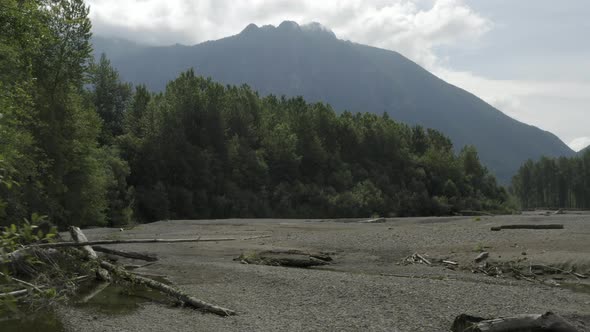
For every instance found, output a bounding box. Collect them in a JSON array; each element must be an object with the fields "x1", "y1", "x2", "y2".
[{"x1": 92, "y1": 21, "x2": 575, "y2": 182}]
